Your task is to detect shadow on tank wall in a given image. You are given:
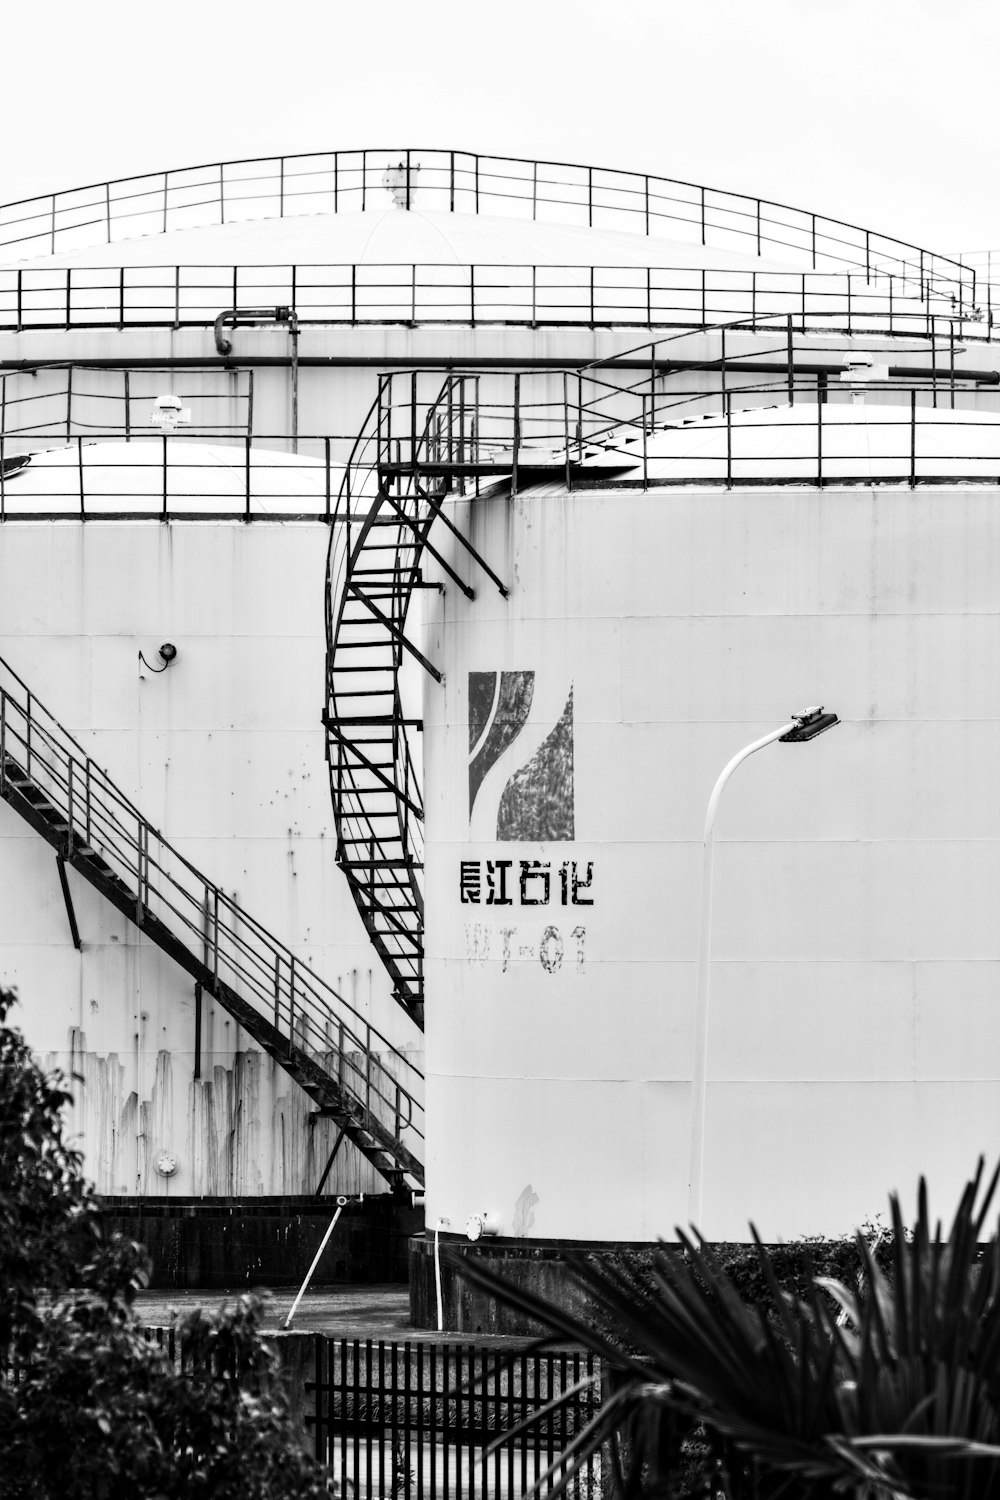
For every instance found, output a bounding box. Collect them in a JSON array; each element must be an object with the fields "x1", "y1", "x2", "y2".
[{"x1": 100, "y1": 1195, "x2": 421, "y2": 1289}]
